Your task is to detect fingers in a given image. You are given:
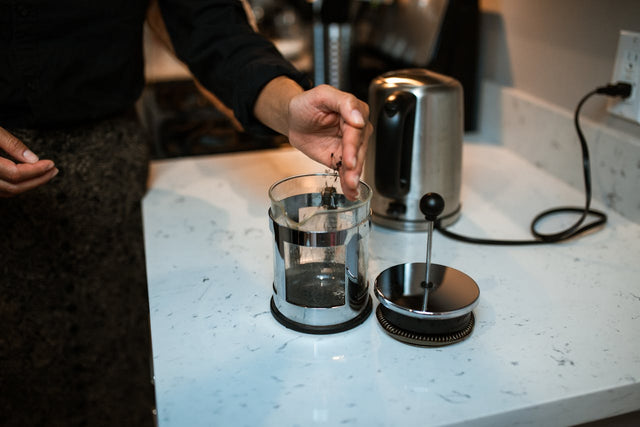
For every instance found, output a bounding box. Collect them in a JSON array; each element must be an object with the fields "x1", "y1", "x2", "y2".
[
  {"x1": 290, "y1": 85, "x2": 372, "y2": 200},
  {"x1": 329, "y1": 89, "x2": 370, "y2": 200},
  {"x1": 312, "y1": 85, "x2": 368, "y2": 126},
  {"x1": 339, "y1": 120, "x2": 372, "y2": 200},
  {"x1": 0, "y1": 126, "x2": 58, "y2": 197},
  {"x1": 355, "y1": 122, "x2": 371, "y2": 174},
  {"x1": 0, "y1": 163, "x2": 59, "y2": 197},
  {"x1": 0, "y1": 126, "x2": 39, "y2": 163},
  {"x1": 339, "y1": 93, "x2": 369, "y2": 171}
]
